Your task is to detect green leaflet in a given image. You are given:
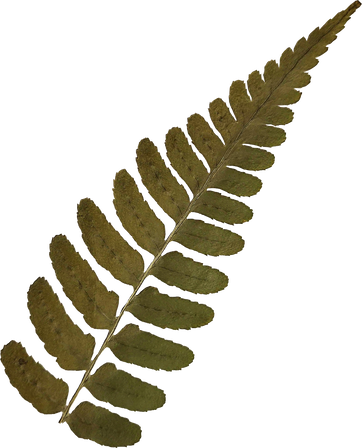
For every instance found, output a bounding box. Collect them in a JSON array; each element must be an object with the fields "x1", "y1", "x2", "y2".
[
  {"x1": 111, "y1": 166, "x2": 168, "y2": 255},
  {"x1": 149, "y1": 251, "x2": 231, "y2": 297},
  {"x1": 127, "y1": 284, "x2": 216, "y2": 332},
  {"x1": 66, "y1": 400, "x2": 144, "y2": 448},
  {"x1": 75, "y1": 196, "x2": 146, "y2": 288},
  {"x1": 47, "y1": 233, "x2": 121, "y2": 331},
  {"x1": 1, "y1": 3, "x2": 360, "y2": 447},
  {"x1": 87, "y1": 361, "x2": 168, "y2": 414},
  {"x1": 0, "y1": 338, "x2": 72, "y2": 417},
  {"x1": 173, "y1": 218, "x2": 246, "y2": 258},
  {"x1": 191, "y1": 191, "x2": 255, "y2": 226},
  {"x1": 25, "y1": 275, "x2": 97, "y2": 373},
  {"x1": 109, "y1": 321, "x2": 196, "y2": 373}
]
